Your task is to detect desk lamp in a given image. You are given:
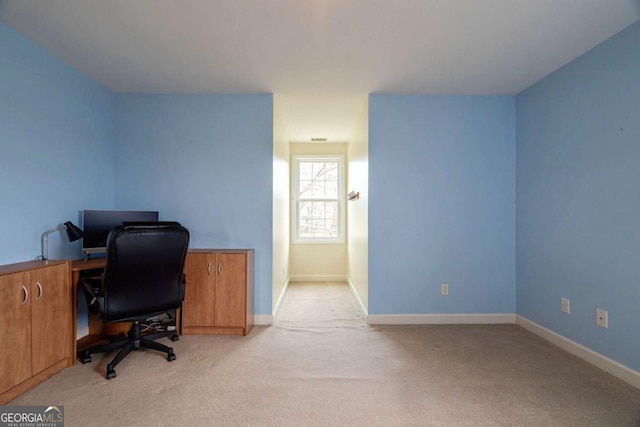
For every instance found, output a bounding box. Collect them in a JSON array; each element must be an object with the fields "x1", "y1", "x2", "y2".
[{"x1": 41, "y1": 221, "x2": 84, "y2": 260}]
